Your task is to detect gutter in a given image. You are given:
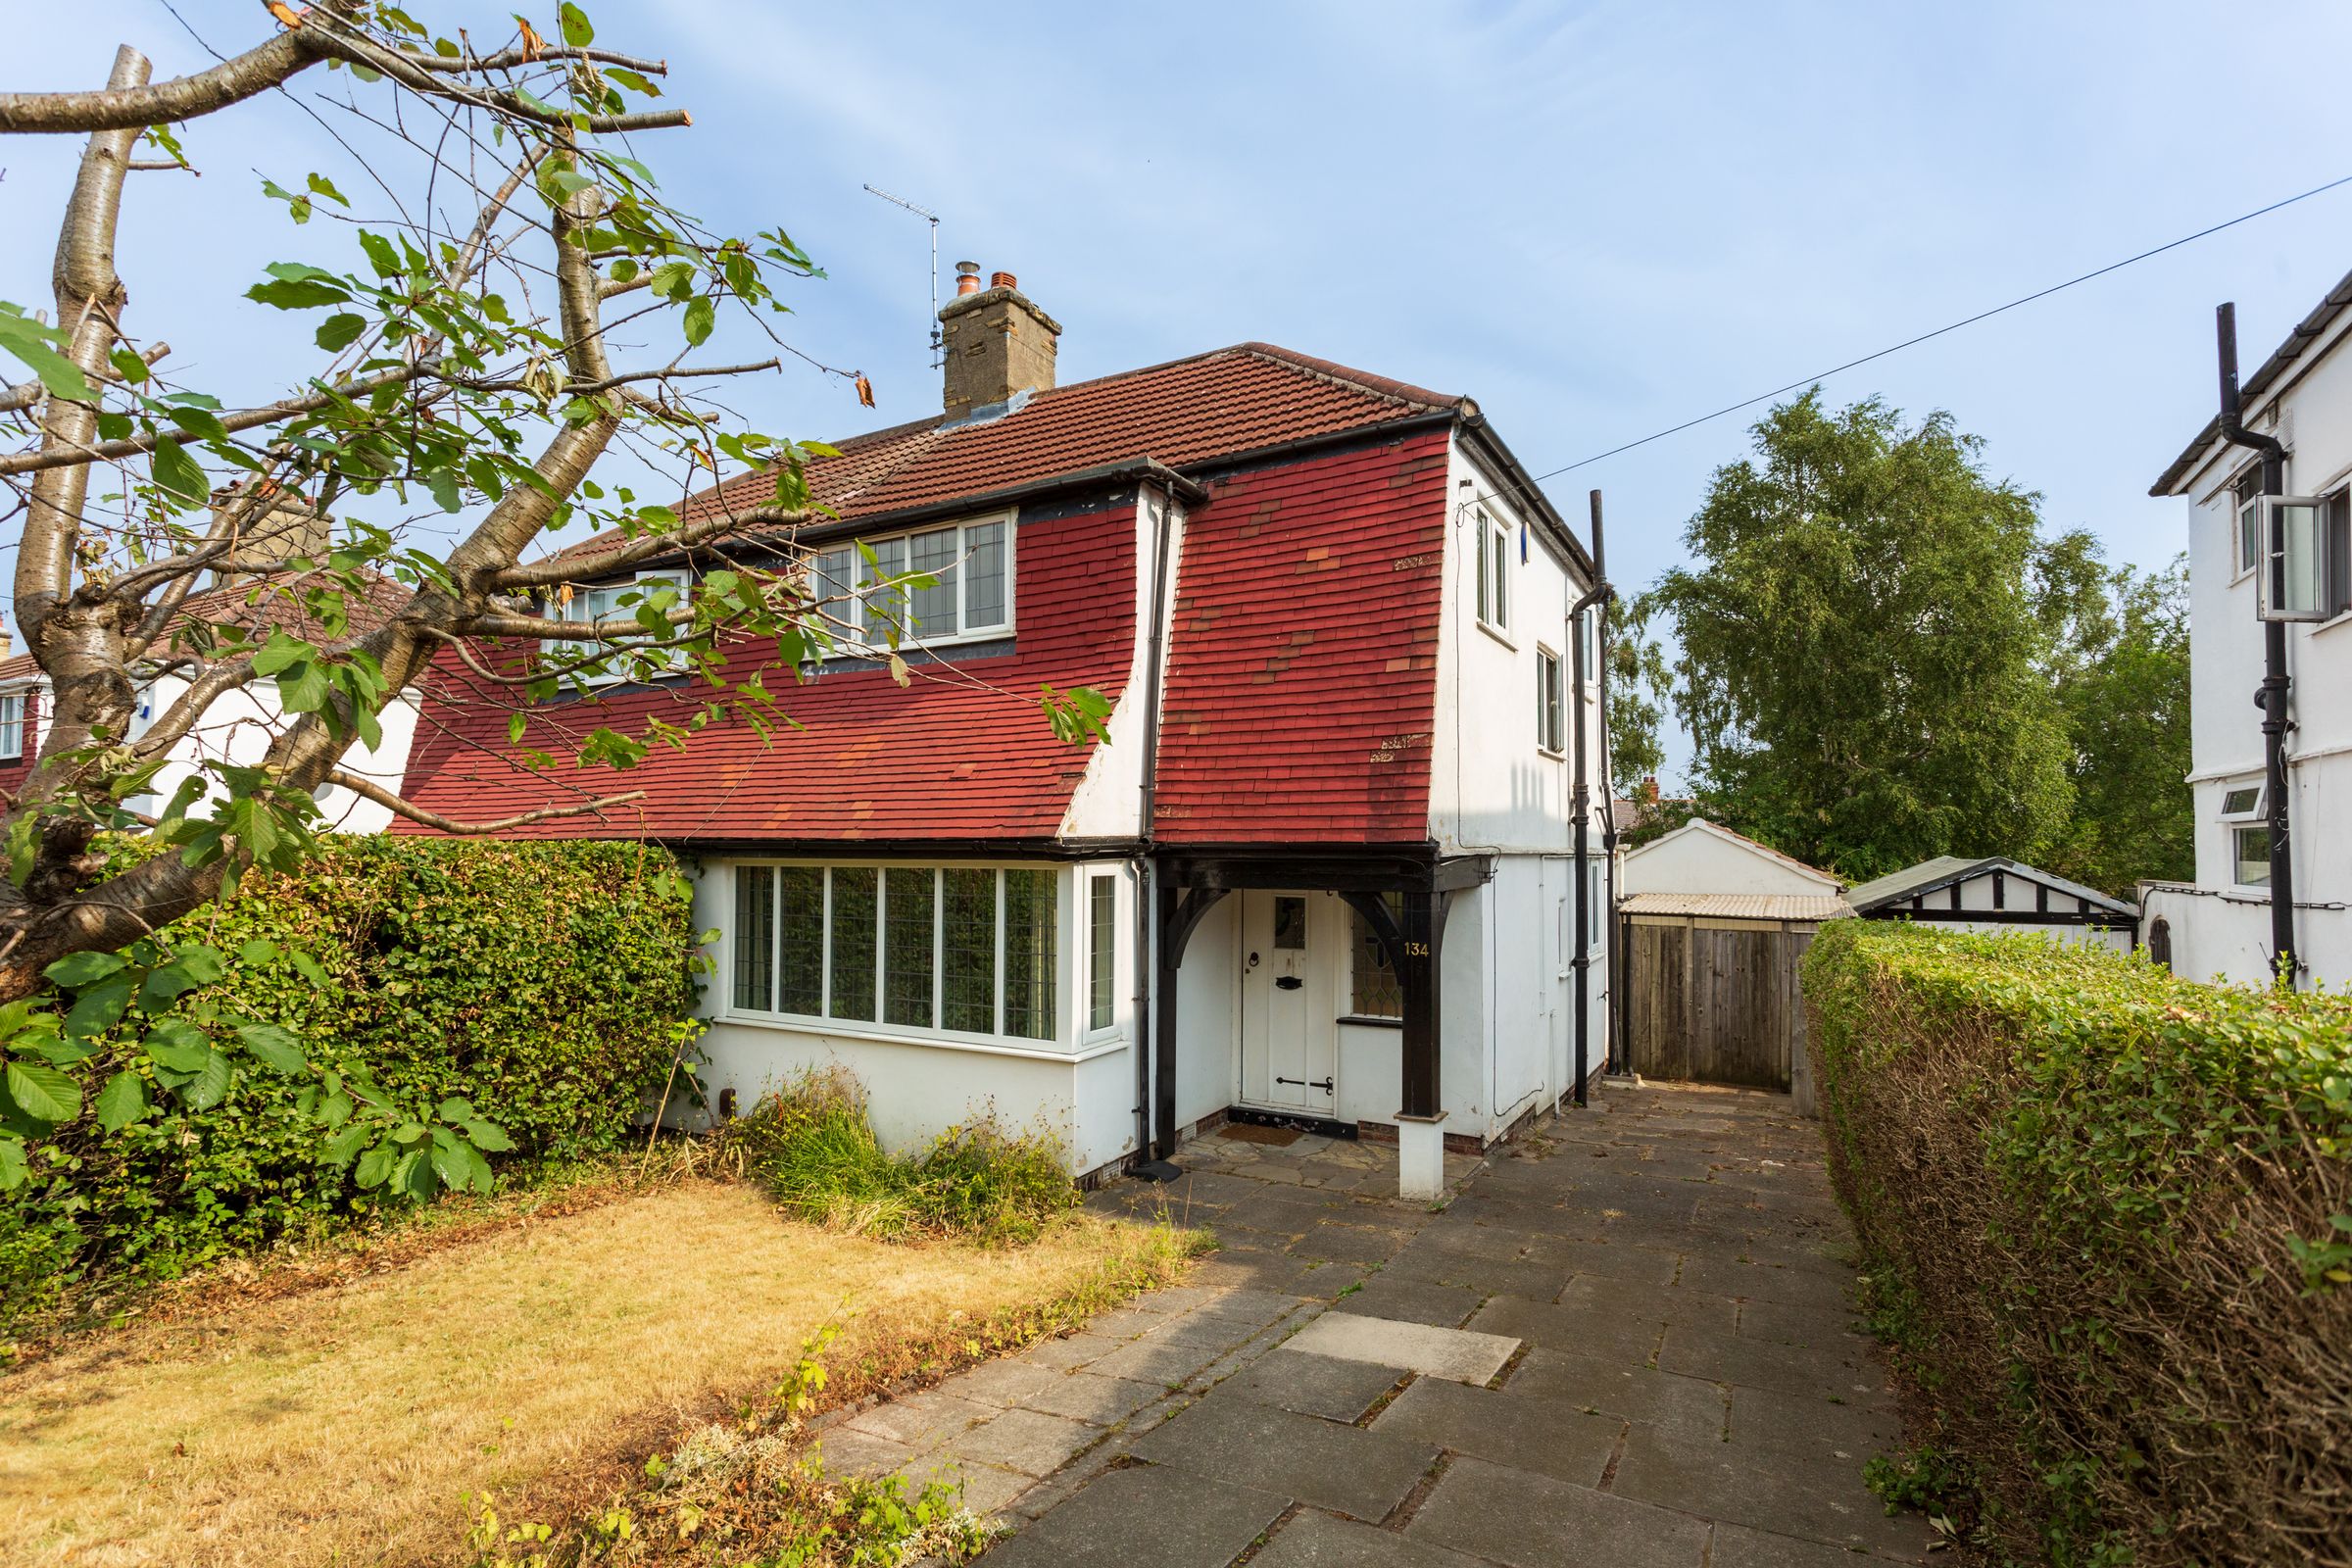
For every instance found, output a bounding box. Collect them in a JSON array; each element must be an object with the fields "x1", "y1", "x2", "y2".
[
  {"x1": 1568, "y1": 490, "x2": 1614, "y2": 1107},
  {"x1": 2213, "y1": 302, "x2": 2299, "y2": 987},
  {"x1": 1133, "y1": 484, "x2": 1180, "y2": 1179}
]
